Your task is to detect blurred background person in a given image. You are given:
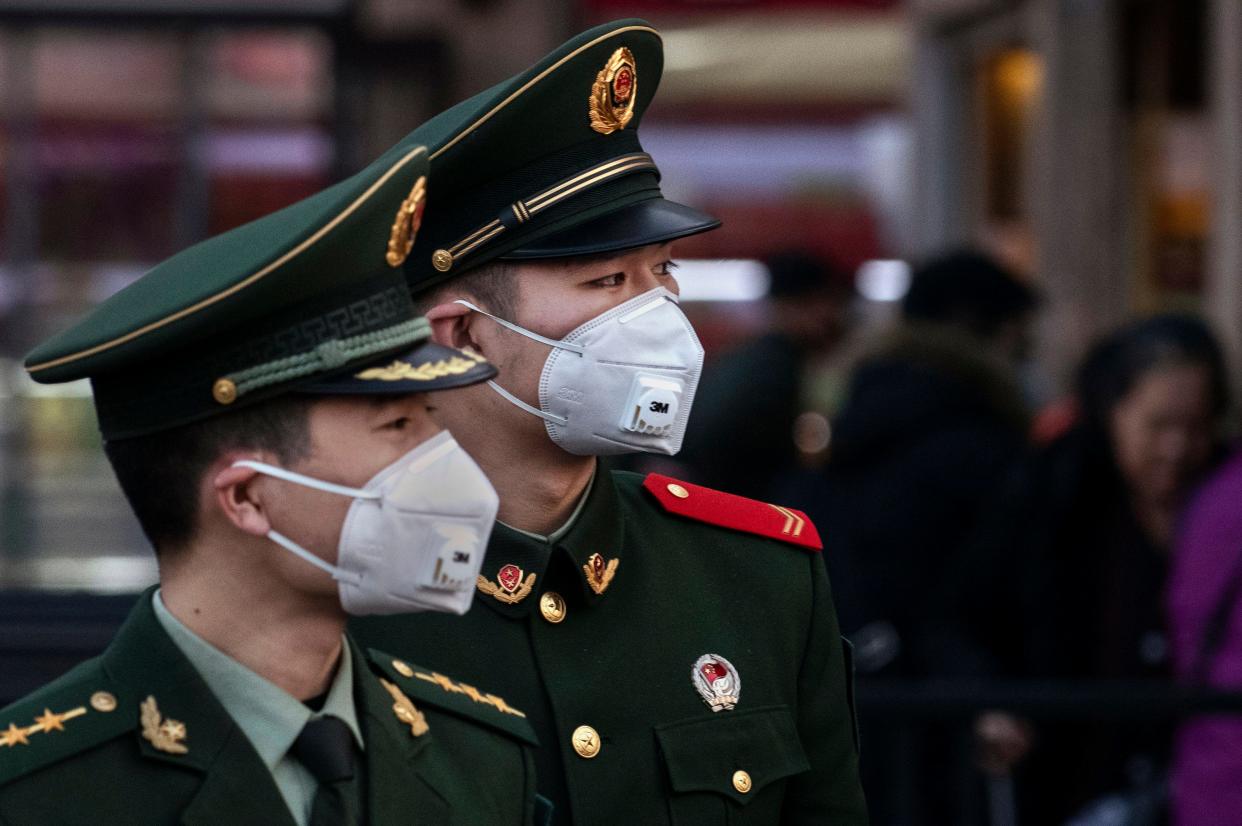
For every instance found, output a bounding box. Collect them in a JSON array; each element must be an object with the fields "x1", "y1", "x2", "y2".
[
  {"x1": 949, "y1": 314, "x2": 1230, "y2": 825},
  {"x1": 790, "y1": 249, "x2": 1038, "y2": 673},
  {"x1": 1167, "y1": 442, "x2": 1242, "y2": 825},
  {"x1": 676, "y1": 249, "x2": 853, "y2": 500},
  {"x1": 782, "y1": 249, "x2": 1038, "y2": 824}
]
